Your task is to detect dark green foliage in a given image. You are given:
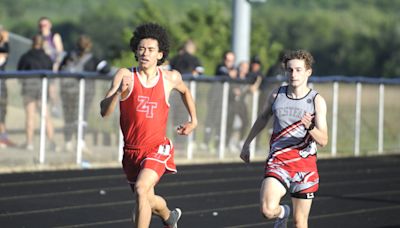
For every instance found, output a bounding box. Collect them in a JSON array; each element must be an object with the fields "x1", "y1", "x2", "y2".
[{"x1": 0, "y1": 0, "x2": 399, "y2": 77}]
